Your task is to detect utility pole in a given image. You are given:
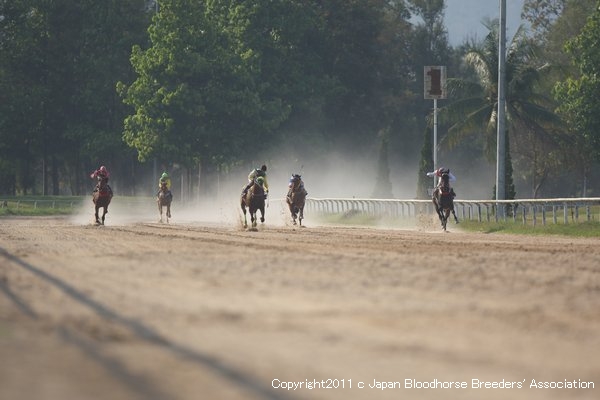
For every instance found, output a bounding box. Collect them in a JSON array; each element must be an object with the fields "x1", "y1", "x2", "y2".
[
  {"x1": 496, "y1": 0, "x2": 507, "y2": 210},
  {"x1": 424, "y1": 66, "x2": 447, "y2": 191}
]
